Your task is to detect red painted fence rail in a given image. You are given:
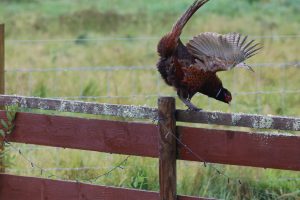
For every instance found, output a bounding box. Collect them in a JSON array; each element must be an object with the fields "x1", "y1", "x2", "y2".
[
  {"x1": 0, "y1": 174, "x2": 213, "y2": 200},
  {"x1": 0, "y1": 95, "x2": 299, "y2": 200},
  {"x1": 2, "y1": 111, "x2": 300, "y2": 171}
]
